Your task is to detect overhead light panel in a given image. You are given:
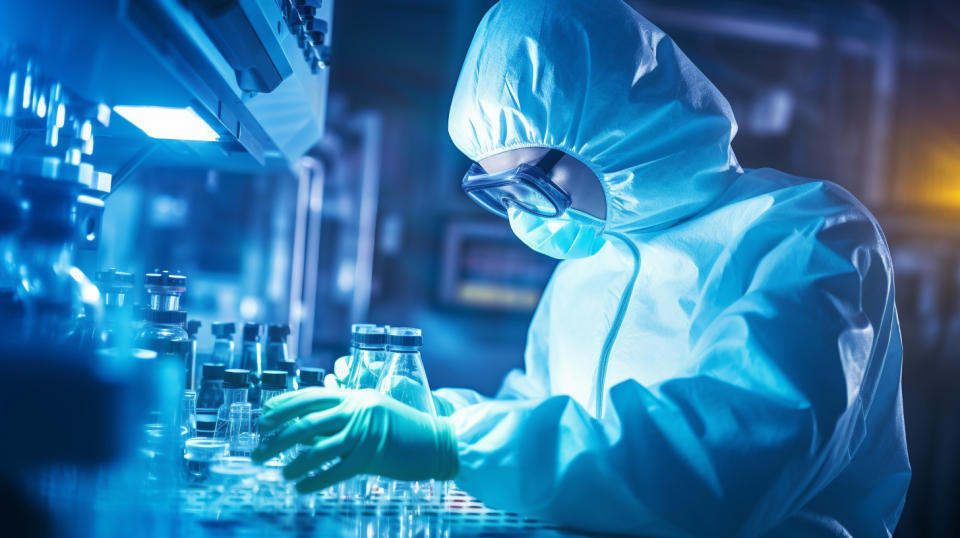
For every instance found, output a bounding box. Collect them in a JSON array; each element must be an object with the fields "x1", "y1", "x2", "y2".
[{"x1": 113, "y1": 105, "x2": 220, "y2": 142}]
